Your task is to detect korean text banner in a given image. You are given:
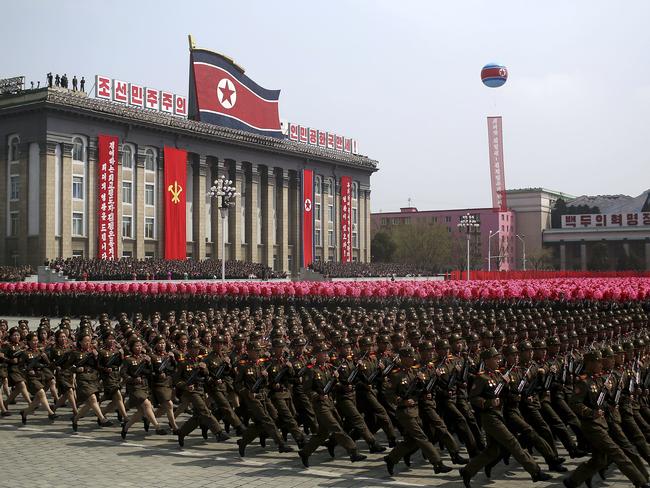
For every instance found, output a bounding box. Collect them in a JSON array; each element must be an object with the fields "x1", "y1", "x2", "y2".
[
  {"x1": 340, "y1": 176, "x2": 352, "y2": 262},
  {"x1": 190, "y1": 49, "x2": 282, "y2": 137},
  {"x1": 97, "y1": 135, "x2": 119, "y2": 260},
  {"x1": 302, "y1": 169, "x2": 314, "y2": 268},
  {"x1": 163, "y1": 146, "x2": 187, "y2": 260},
  {"x1": 487, "y1": 117, "x2": 507, "y2": 211}
]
